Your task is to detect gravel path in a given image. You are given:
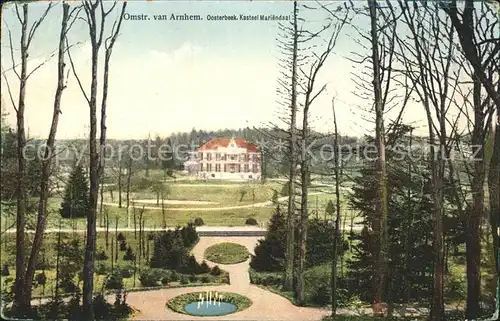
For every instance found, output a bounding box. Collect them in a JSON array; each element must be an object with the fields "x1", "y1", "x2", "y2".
[
  {"x1": 102, "y1": 193, "x2": 324, "y2": 212},
  {"x1": 126, "y1": 236, "x2": 330, "y2": 320}
]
